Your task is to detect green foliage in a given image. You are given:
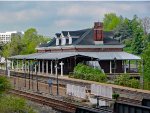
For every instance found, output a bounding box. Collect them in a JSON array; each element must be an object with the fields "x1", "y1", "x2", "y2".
[
  {"x1": 142, "y1": 34, "x2": 150, "y2": 50},
  {"x1": 103, "y1": 13, "x2": 123, "y2": 31},
  {"x1": 0, "y1": 76, "x2": 11, "y2": 94},
  {"x1": 113, "y1": 15, "x2": 146, "y2": 55},
  {"x1": 123, "y1": 38, "x2": 132, "y2": 47},
  {"x1": 142, "y1": 44, "x2": 150, "y2": 82},
  {"x1": 0, "y1": 95, "x2": 36, "y2": 113},
  {"x1": 114, "y1": 74, "x2": 130, "y2": 86},
  {"x1": 72, "y1": 63, "x2": 107, "y2": 82},
  {"x1": 21, "y1": 28, "x2": 47, "y2": 55},
  {"x1": 114, "y1": 74, "x2": 140, "y2": 88},
  {"x1": 131, "y1": 16, "x2": 144, "y2": 55},
  {"x1": 128, "y1": 78, "x2": 140, "y2": 88},
  {"x1": 112, "y1": 93, "x2": 120, "y2": 100},
  {"x1": 114, "y1": 18, "x2": 133, "y2": 41},
  {"x1": 2, "y1": 34, "x2": 23, "y2": 58},
  {"x1": 1, "y1": 28, "x2": 50, "y2": 57}
]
